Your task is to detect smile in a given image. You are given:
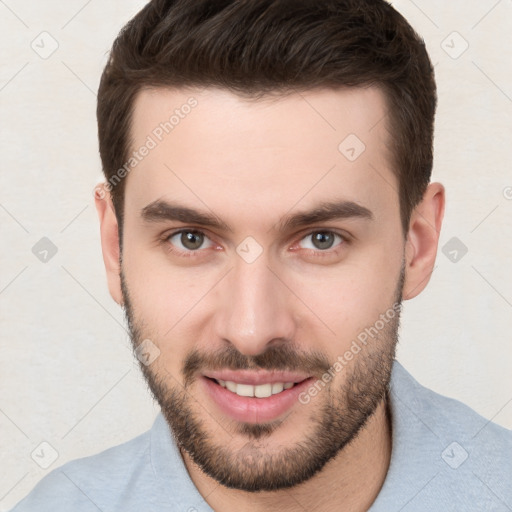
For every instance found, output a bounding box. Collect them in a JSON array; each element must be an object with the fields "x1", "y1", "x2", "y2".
[{"x1": 213, "y1": 378, "x2": 298, "y2": 398}]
